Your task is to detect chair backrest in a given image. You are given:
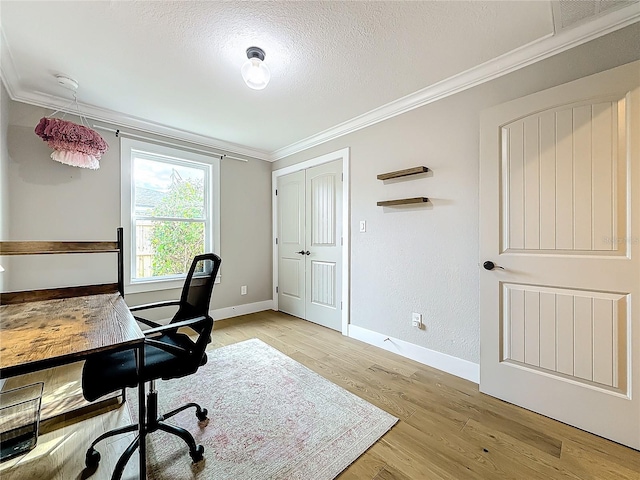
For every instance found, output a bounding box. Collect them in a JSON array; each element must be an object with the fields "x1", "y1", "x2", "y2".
[{"x1": 172, "y1": 253, "x2": 221, "y2": 331}]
